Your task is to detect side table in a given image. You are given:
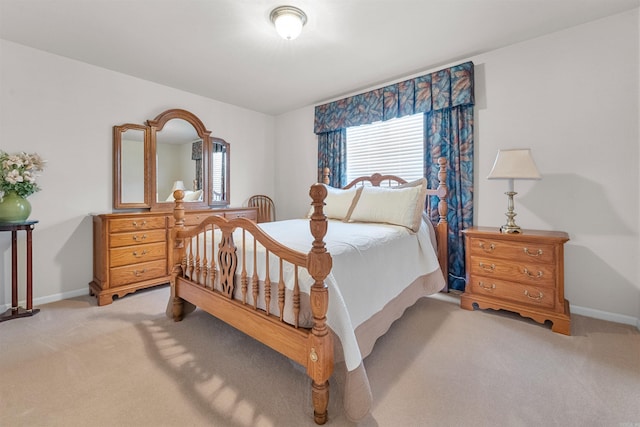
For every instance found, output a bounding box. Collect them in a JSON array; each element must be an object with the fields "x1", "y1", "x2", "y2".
[{"x1": 0, "y1": 220, "x2": 39, "y2": 322}]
